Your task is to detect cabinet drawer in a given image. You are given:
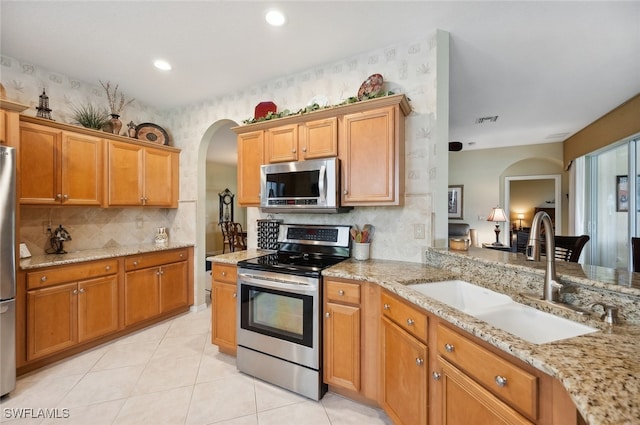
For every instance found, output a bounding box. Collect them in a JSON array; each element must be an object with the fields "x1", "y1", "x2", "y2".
[
  {"x1": 125, "y1": 248, "x2": 188, "y2": 271},
  {"x1": 381, "y1": 291, "x2": 428, "y2": 343},
  {"x1": 27, "y1": 259, "x2": 118, "y2": 290},
  {"x1": 437, "y1": 324, "x2": 538, "y2": 419},
  {"x1": 325, "y1": 280, "x2": 360, "y2": 305},
  {"x1": 212, "y1": 263, "x2": 237, "y2": 284}
]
